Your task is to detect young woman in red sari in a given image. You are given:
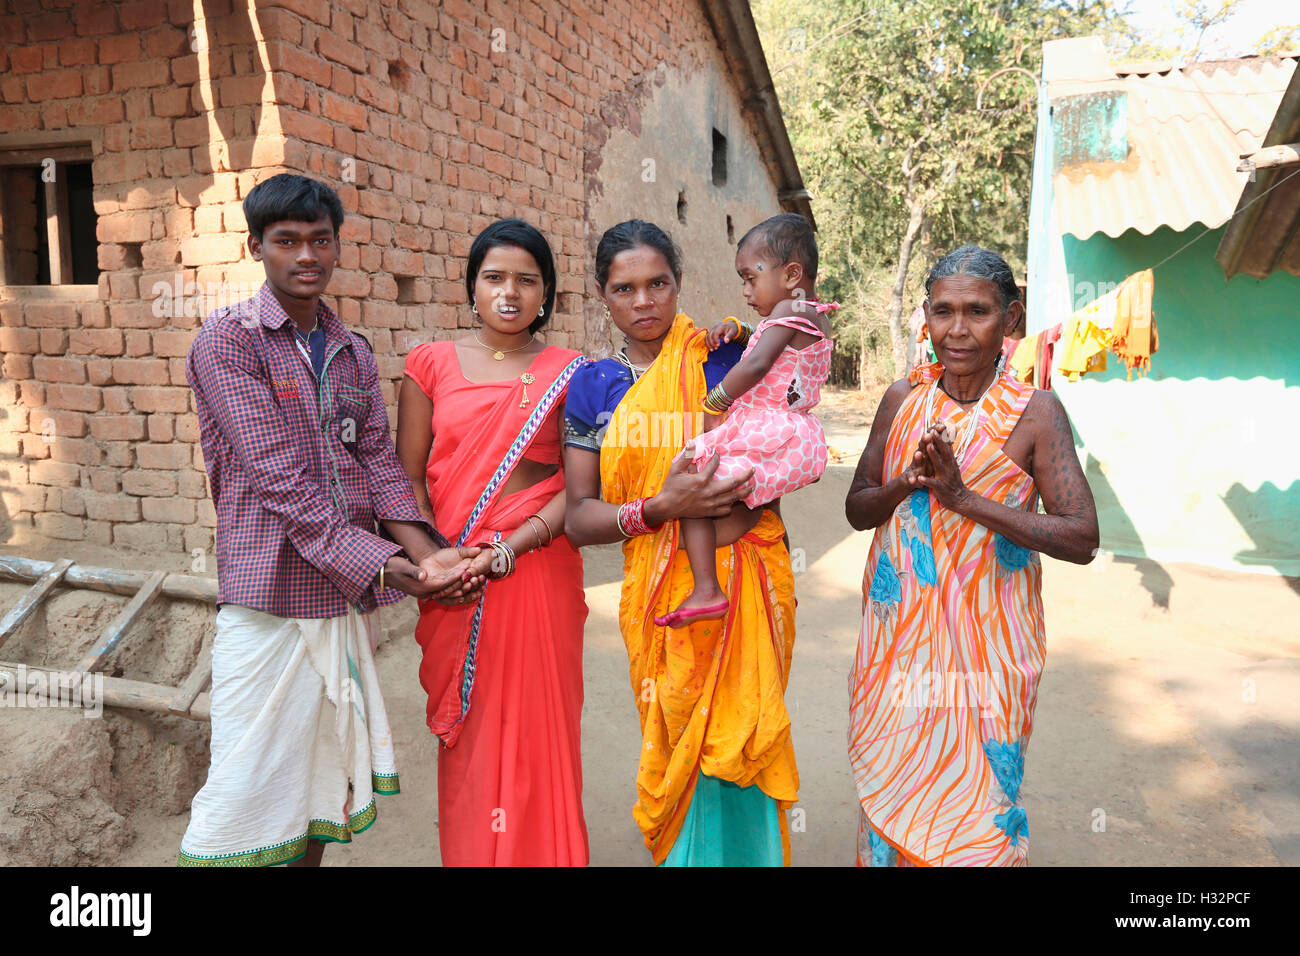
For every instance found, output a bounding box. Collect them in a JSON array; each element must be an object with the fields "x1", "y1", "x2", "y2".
[{"x1": 397, "y1": 219, "x2": 589, "y2": 865}]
